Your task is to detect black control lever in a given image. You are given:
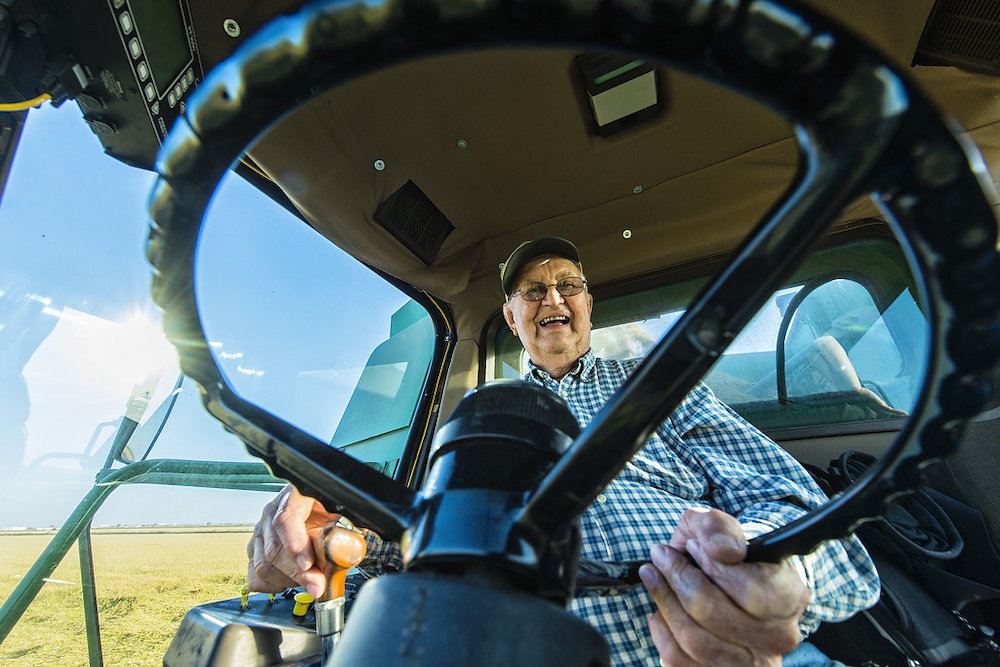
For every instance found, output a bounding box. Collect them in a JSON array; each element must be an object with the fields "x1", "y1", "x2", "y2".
[{"x1": 575, "y1": 559, "x2": 644, "y2": 596}]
